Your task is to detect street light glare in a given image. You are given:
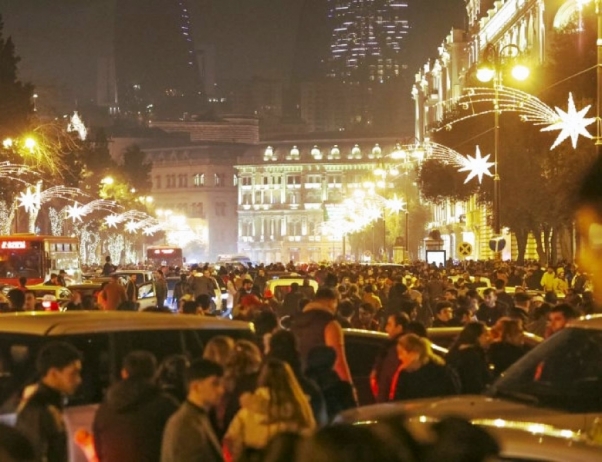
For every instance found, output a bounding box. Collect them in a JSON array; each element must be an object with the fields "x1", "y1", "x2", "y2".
[
  {"x1": 476, "y1": 66, "x2": 495, "y2": 83},
  {"x1": 511, "y1": 64, "x2": 530, "y2": 81},
  {"x1": 24, "y1": 137, "x2": 37, "y2": 151}
]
